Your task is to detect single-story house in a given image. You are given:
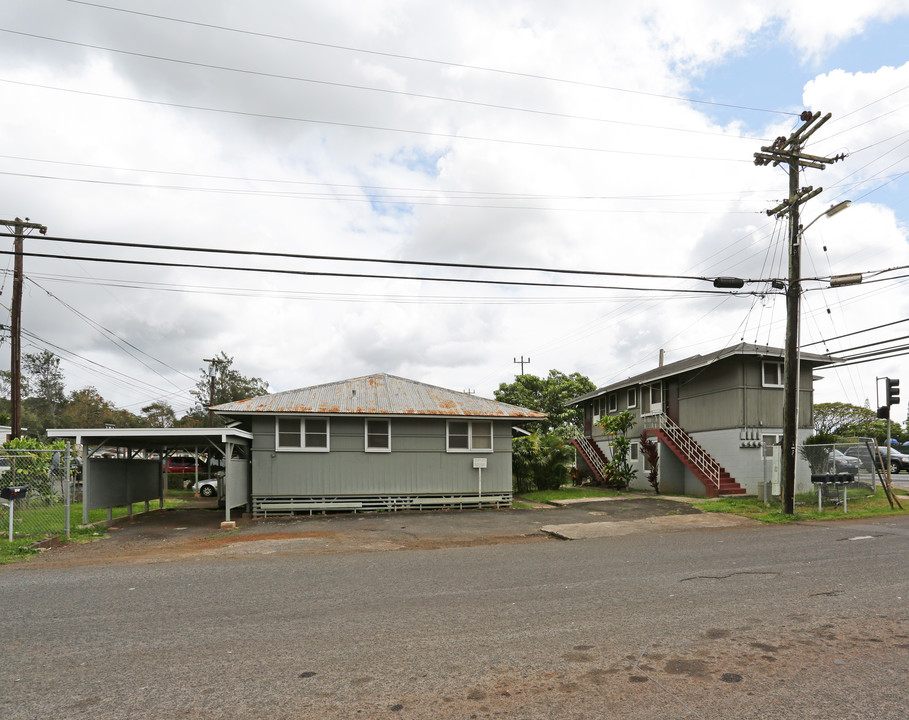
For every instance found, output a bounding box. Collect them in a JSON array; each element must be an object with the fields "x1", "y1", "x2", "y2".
[
  {"x1": 212, "y1": 373, "x2": 546, "y2": 515},
  {"x1": 567, "y1": 343, "x2": 838, "y2": 497}
]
